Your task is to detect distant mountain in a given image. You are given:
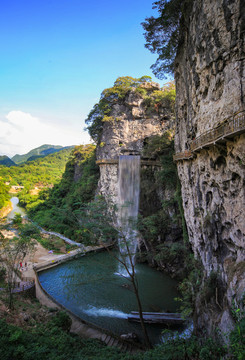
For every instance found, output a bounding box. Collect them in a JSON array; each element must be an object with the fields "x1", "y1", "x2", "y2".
[
  {"x1": 0, "y1": 155, "x2": 16, "y2": 167},
  {"x1": 0, "y1": 147, "x2": 75, "y2": 189},
  {"x1": 12, "y1": 145, "x2": 74, "y2": 164}
]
